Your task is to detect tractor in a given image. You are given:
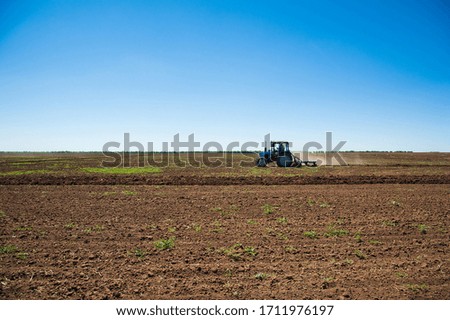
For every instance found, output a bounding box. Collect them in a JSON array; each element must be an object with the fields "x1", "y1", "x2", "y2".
[{"x1": 256, "y1": 141, "x2": 317, "y2": 167}]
